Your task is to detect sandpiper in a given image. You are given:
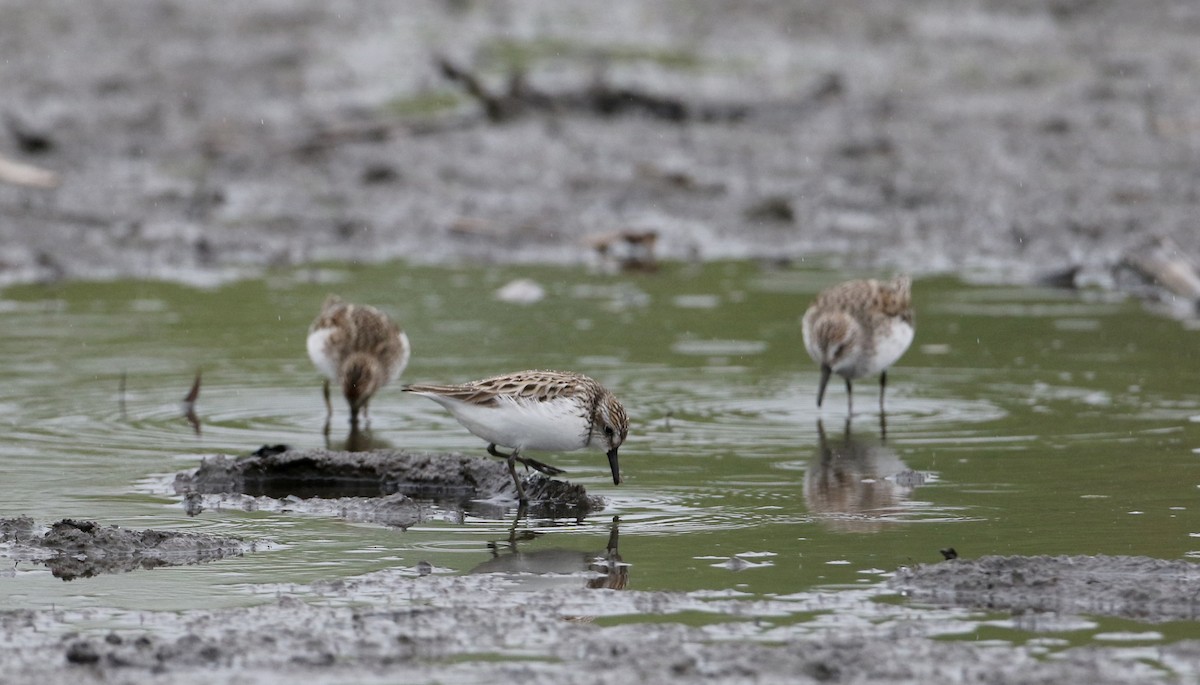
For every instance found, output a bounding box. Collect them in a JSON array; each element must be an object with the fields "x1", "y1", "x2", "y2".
[
  {"x1": 801, "y1": 276, "x2": 914, "y2": 412},
  {"x1": 306, "y1": 295, "x2": 411, "y2": 431},
  {"x1": 403, "y1": 370, "x2": 628, "y2": 502}
]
